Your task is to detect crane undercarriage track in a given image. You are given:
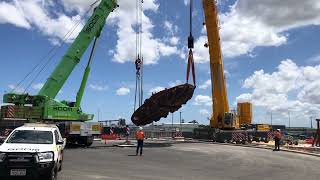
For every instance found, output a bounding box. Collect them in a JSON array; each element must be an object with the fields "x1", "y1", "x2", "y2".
[{"x1": 131, "y1": 84, "x2": 195, "y2": 126}]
